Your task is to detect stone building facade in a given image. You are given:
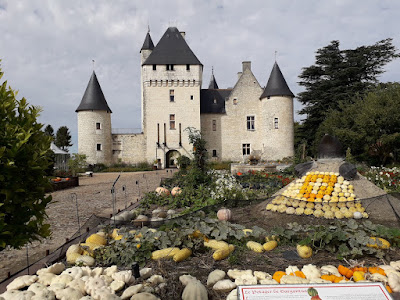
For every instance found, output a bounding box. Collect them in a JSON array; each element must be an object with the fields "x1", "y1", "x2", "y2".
[{"x1": 76, "y1": 27, "x2": 295, "y2": 168}]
